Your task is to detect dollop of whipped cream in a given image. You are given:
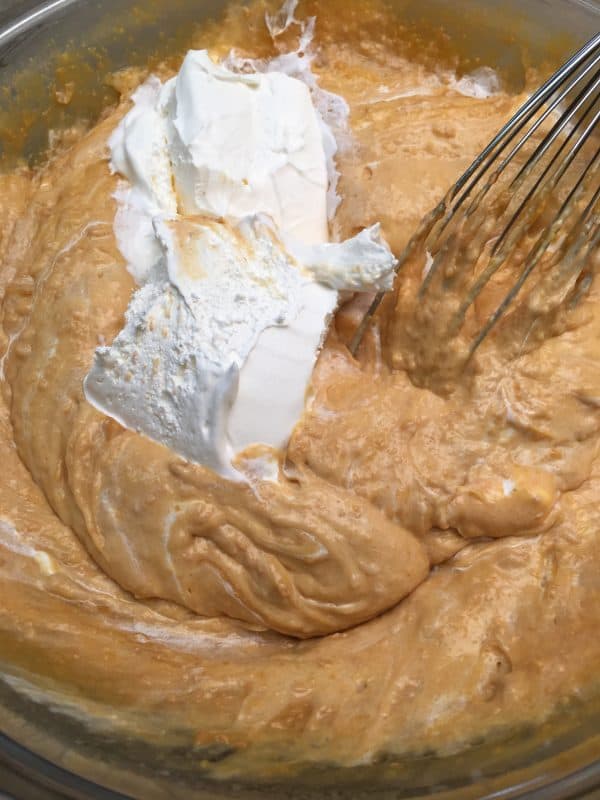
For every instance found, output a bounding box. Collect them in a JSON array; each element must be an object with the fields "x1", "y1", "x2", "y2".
[{"x1": 84, "y1": 49, "x2": 397, "y2": 477}]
